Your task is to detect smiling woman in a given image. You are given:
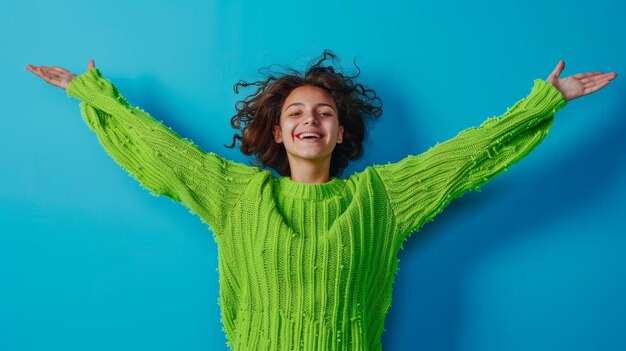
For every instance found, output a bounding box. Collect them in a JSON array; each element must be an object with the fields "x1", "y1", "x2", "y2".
[
  {"x1": 225, "y1": 49, "x2": 383, "y2": 181},
  {"x1": 26, "y1": 48, "x2": 616, "y2": 351}
]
